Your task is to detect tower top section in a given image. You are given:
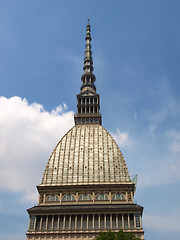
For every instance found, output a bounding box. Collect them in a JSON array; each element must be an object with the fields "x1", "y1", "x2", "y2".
[{"x1": 74, "y1": 20, "x2": 102, "y2": 125}]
